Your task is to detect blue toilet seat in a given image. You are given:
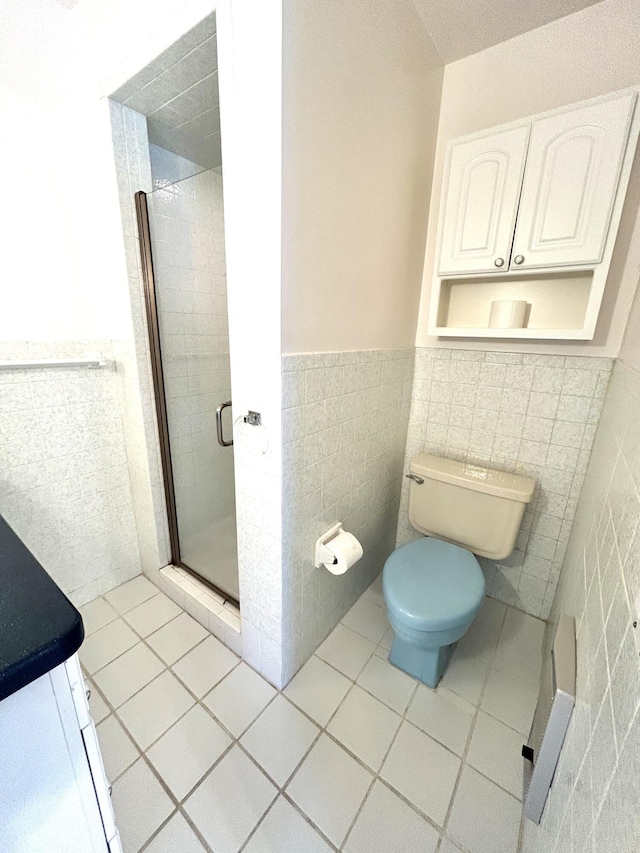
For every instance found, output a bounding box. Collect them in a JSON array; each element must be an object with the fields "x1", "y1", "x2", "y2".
[{"x1": 383, "y1": 537, "x2": 486, "y2": 633}]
